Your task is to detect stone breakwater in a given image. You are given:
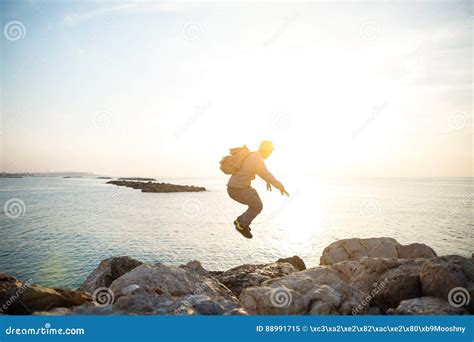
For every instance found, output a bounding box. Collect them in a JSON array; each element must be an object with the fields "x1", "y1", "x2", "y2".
[
  {"x1": 106, "y1": 180, "x2": 206, "y2": 193},
  {"x1": 1, "y1": 238, "x2": 472, "y2": 315}
]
